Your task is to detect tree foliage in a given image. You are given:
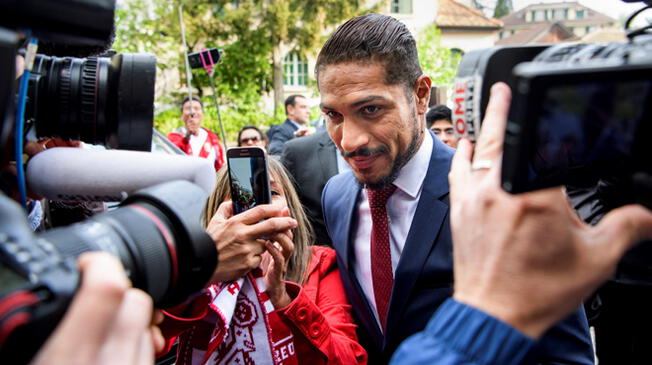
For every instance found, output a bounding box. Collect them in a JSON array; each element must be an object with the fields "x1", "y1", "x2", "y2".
[
  {"x1": 113, "y1": 0, "x2": 373, "y2": 142},
  {"x1": 416, "y1": 24, "x2": 461, "y2": 87},
  {"x1": 493, "y1": 0, "x2": 513, "y2": 19}
]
